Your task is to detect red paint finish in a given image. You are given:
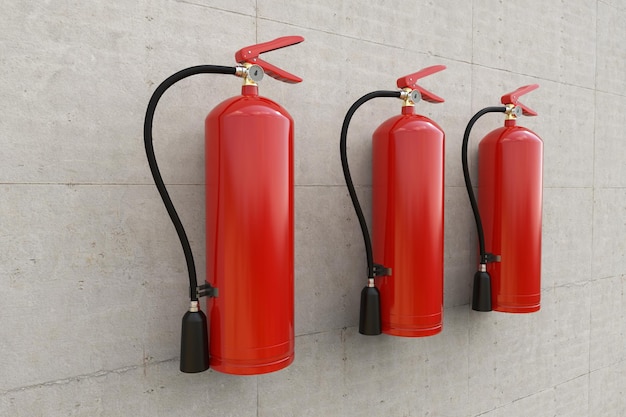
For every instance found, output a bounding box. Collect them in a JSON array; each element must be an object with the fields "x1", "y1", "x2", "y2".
[
  {"x1": 205, "y1": 85, "x2": 294, "y2": 374},
  {"x1": 373, "y1": 106, "x2": 445, "y2": 336},
  {"x1": 478, "y1": 119, "x2": 543, "y2": 313}
]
